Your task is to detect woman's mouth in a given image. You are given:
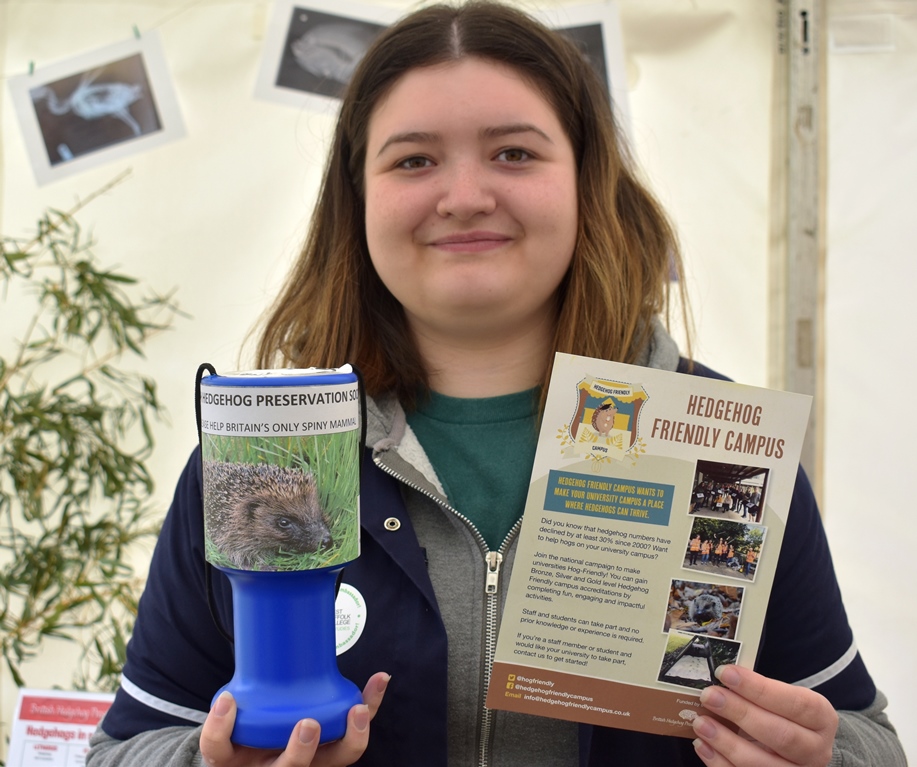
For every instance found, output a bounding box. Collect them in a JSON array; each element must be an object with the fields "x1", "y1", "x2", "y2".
[{"x1": 428, "y1": 231, "x2": 512, "y2": 253}]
